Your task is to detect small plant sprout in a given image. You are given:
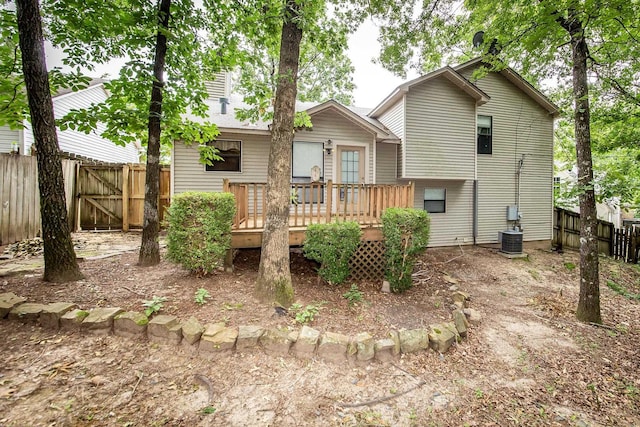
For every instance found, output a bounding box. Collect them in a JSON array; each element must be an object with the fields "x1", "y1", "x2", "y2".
[
  {"x1": 201, "y1": 406, "x2": 216, "y2": 415},
  {"x1": 142, "y1": 296, "x2": 168, "y2": 317},
  {"x1": 194, "y1": 288, "x2": 211, "y2": 305},
  {"x1": 289, "y1": 301, "x2": 326, "y2": 325},
  {"x1": 343, "y1": 284, "x2": 364, "y2": 307}
]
